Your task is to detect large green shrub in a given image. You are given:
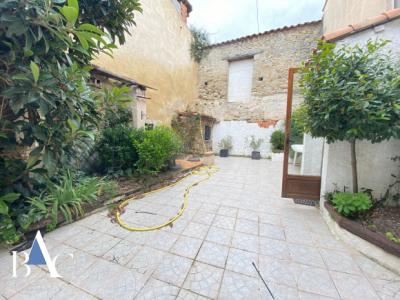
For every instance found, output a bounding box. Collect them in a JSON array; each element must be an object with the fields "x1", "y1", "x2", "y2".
[
  {"x1": 95, "y1": 126, "x2": 144, "y2": 175},
  {"x1": 270, "y1": 130, "x2": 285, "y2": 152},
  {"x1": 135, "y1": 127, "x2": 182, "y2": 174},
  {"x1": 0, "y1": 0, "x2": 141, "y2": 244},
  {"x1": 331, "y1": 192, "x2": 372, "y2": 219},
  {"x1": 300, "y1": 40, "x2": 400, "y2": 192}
]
